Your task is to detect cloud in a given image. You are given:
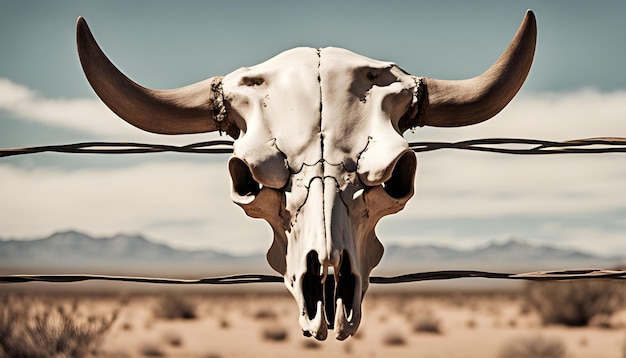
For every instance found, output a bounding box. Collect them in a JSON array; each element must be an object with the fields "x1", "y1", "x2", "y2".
[
  {"x1": 0, "y1": 161, "x2": 272, "y2": 254},
  {"x1": 0, "y1": 78, "x2": 212, "y2": 143}
]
